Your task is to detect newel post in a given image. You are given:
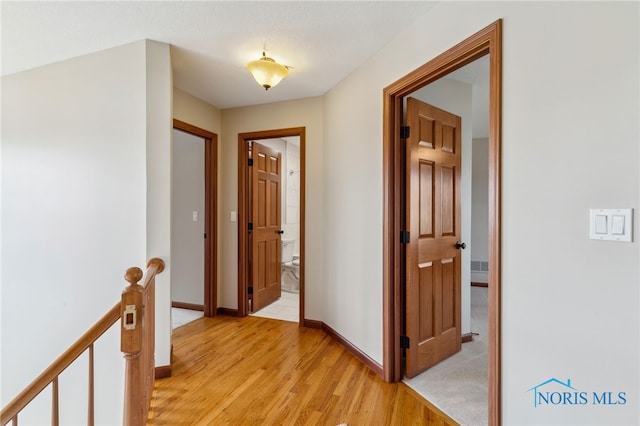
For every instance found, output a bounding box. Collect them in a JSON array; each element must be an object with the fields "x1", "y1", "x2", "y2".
[{"x1": 121, "y1": 267, "x2": 144, "y2": 426}]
